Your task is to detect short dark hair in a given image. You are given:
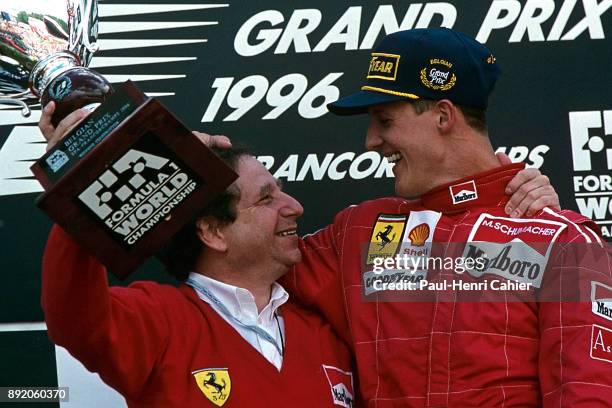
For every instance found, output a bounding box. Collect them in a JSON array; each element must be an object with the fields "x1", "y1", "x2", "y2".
[
  {"x1": 411, "y1": 99, "x2": 487, "y2": 133},
  {"x1": 156, "y1": 146, "x2": 250, "y2": 281}
]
